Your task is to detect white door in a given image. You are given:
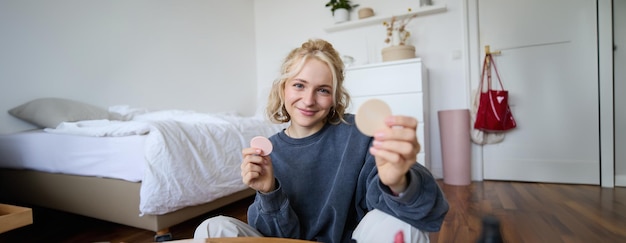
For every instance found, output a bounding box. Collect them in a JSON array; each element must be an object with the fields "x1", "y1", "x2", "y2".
[
  {"x1": 615, "y1": 0, "x2": 626, "y2": 187},
  {"x1": 478, "y1": 0, "x2": 600, "y2": 184}
]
